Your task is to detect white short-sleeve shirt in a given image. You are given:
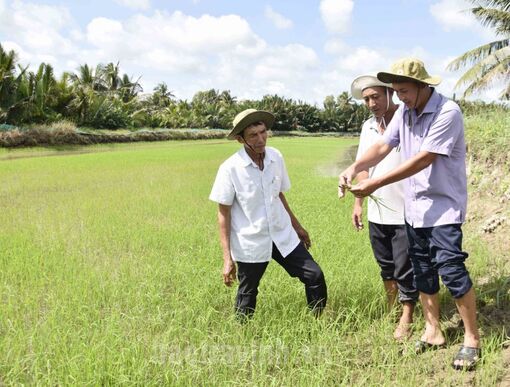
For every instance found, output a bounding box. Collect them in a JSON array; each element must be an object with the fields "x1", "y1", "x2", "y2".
[
  {"x1": 209, "y1": 146, "x2": 300, "y2": 263},
  {"x1": 356, "y1": 116, "x2": 405, "y2": 225}
]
